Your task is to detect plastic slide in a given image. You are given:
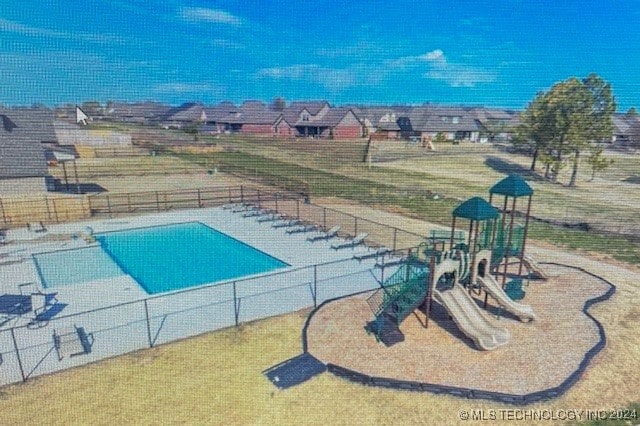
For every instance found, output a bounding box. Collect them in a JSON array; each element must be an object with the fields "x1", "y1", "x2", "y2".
[
  {"x1": 433, "y1": 284, "x2": 510, "y2": 351},
  {"x1": 476, "y1": 275, "x2": 536, "y2": 322},
  {"x1": 522, "y1": 255, "x2": 551, "y2": 280}
]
